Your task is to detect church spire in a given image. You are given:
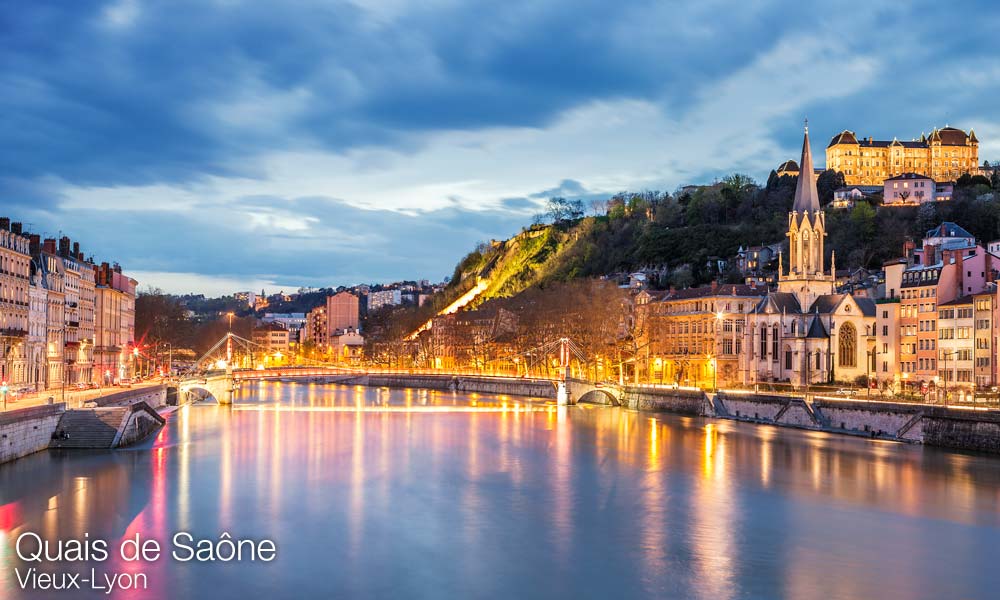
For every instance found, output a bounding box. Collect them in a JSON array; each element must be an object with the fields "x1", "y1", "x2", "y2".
[{"x1": 793, "y1": 120, "x2": 821, "y2": 214}]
